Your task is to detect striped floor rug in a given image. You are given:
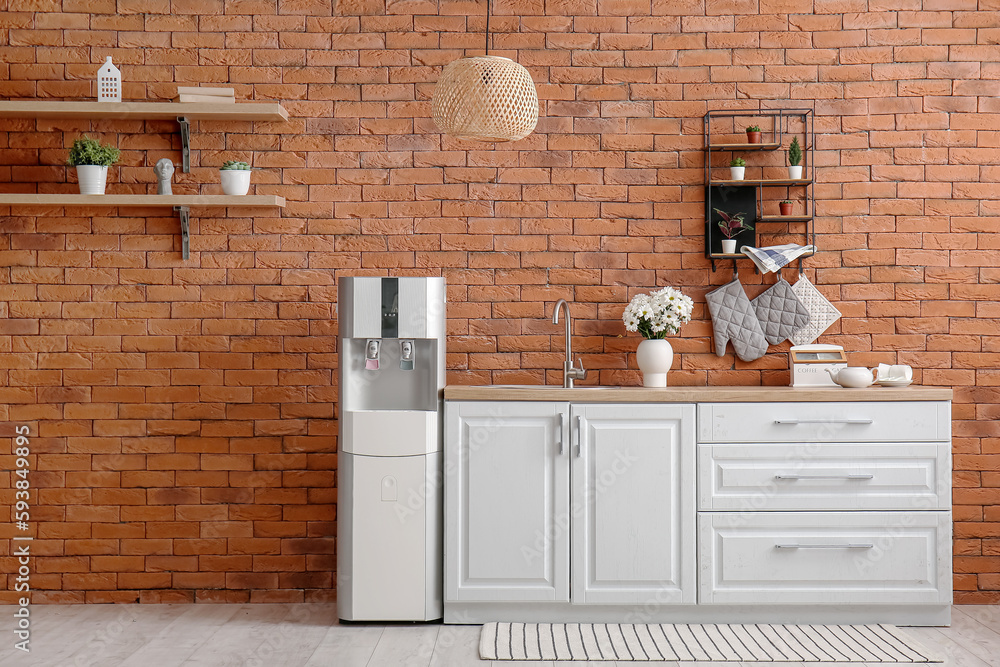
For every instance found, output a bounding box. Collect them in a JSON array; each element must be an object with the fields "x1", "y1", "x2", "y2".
[{"x1": 480, "y1": 622, "x2": 942, "y2": 662}]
